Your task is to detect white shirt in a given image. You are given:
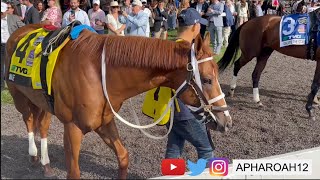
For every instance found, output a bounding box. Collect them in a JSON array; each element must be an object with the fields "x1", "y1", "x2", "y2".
[
  {"x1": 1, "y1": 16, "x2": 10, "y2": 43},
  {"x1": 196, "y1": 3, "x2": 203, "y2": 14},
  {"x1": 307, "y1": 6, "x2": 320, "y2": 13},
  {"x1": 143, "y1": 8, "x2": 151, "y2": 37},
  {"x1": 62, "y1": 8, "x2": 90, "y2": 27},
  {"x1": 106, "y1": 14, "x2": 124, "y2": 36}
]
